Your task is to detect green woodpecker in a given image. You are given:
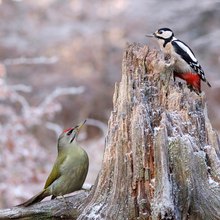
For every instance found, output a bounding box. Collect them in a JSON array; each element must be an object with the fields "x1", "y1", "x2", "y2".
[{"x1": 18, "y1": 120, "x2": 89, "y2": 207}]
